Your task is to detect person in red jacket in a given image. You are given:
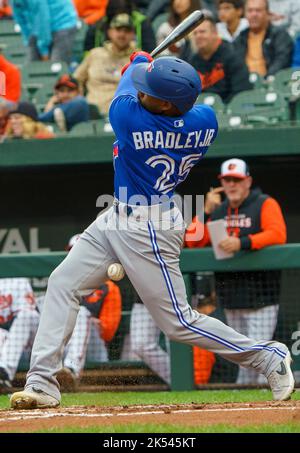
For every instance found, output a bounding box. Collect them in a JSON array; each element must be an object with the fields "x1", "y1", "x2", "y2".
[
  {"x1": 186, "y1": 158, "x2": 287, "y2": 384},
  {"x1": 0, "y1": 53, "x2": 21, "y2": 103}
]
